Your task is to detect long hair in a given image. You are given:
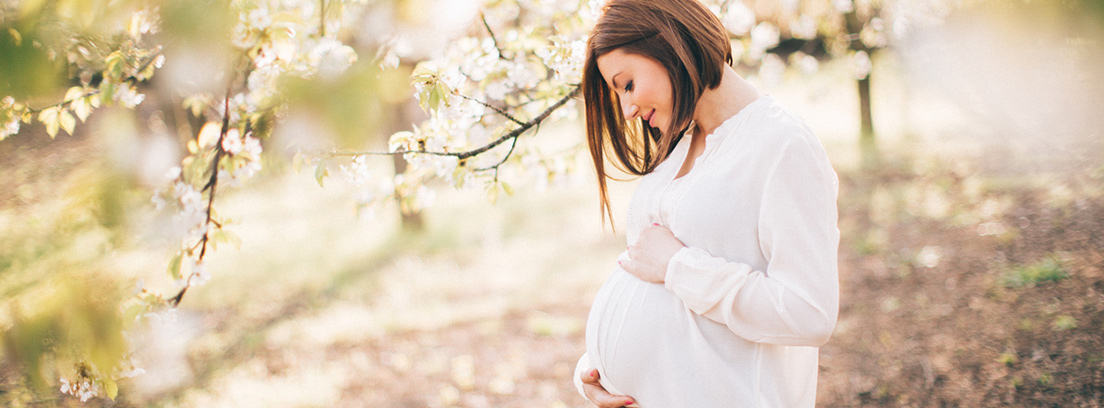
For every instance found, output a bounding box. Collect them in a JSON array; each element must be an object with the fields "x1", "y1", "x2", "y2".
[{"x1": 583, "y1": 0, "x2": 733, "y2": 225}]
